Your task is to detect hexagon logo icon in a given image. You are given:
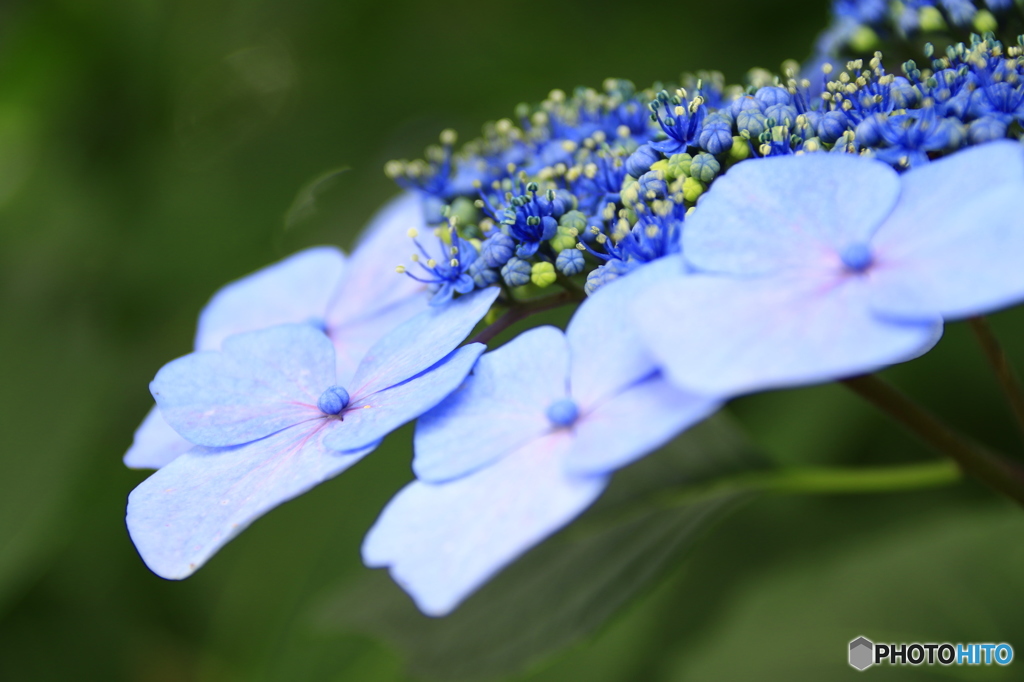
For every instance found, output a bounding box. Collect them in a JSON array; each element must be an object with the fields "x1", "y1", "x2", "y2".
[{"x1": 849, "y1": 636, "x2": 874, "y2": 671}]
